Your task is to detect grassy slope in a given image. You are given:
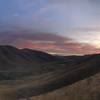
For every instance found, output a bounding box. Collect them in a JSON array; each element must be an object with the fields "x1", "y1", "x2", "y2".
[
  {"x1": 30, "y1": 72, "x2": 100, "y2": 100},
  {"x1": 0, "y1": 62, "x2": 100, "y2": 100},
  {"x1": 0, "y1": 54, "x2": 100, "y2": 100},
  {"x1": 0, "y1": 71, "x2": 100, "y2": 100}
]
